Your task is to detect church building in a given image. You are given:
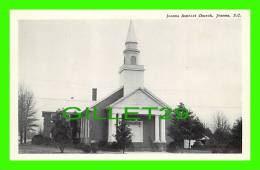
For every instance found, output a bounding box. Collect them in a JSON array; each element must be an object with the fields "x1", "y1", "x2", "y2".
[{"x1": 80, "y1": 21, "x2": 171, "y2": 151}]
